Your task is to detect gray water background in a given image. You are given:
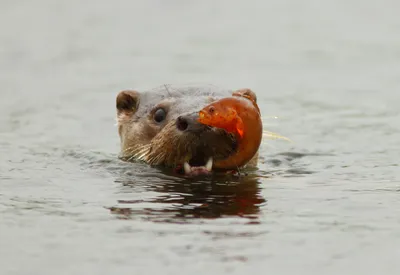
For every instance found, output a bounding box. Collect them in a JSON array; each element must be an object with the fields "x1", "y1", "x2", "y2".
[{"x1": 1, "y1": 0, "x2": 400, "y2": 274}]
